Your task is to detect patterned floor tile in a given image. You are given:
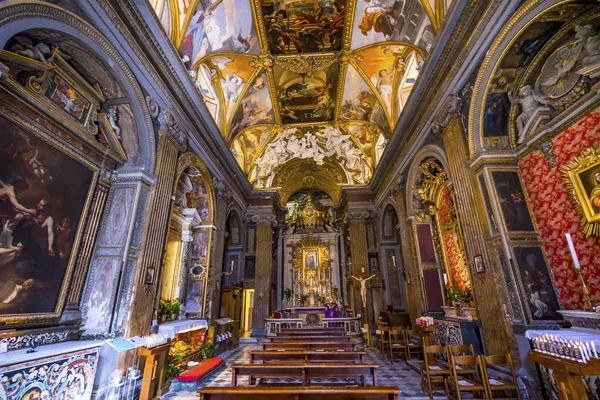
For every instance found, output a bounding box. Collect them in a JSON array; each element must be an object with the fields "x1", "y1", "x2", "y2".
[{"x1": 161, "y1": 344, "x2": 448, "y2": 399}]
